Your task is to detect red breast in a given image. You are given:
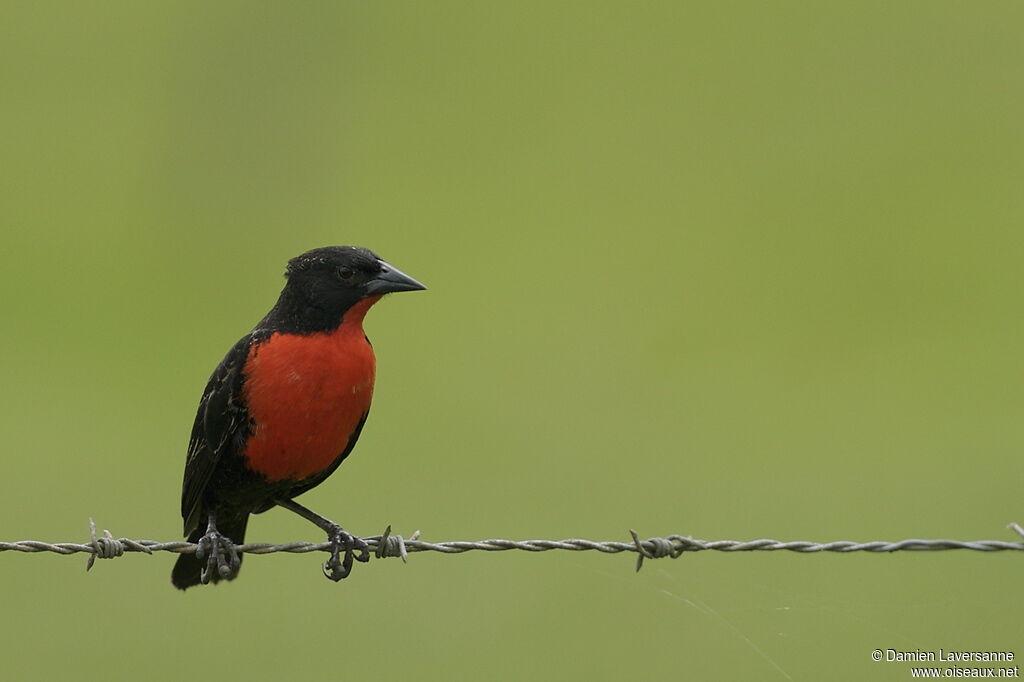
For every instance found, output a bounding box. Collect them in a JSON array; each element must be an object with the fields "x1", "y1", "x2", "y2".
[{"x1": 241, "y1": 296, "x2": 381, "y2": 481}]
